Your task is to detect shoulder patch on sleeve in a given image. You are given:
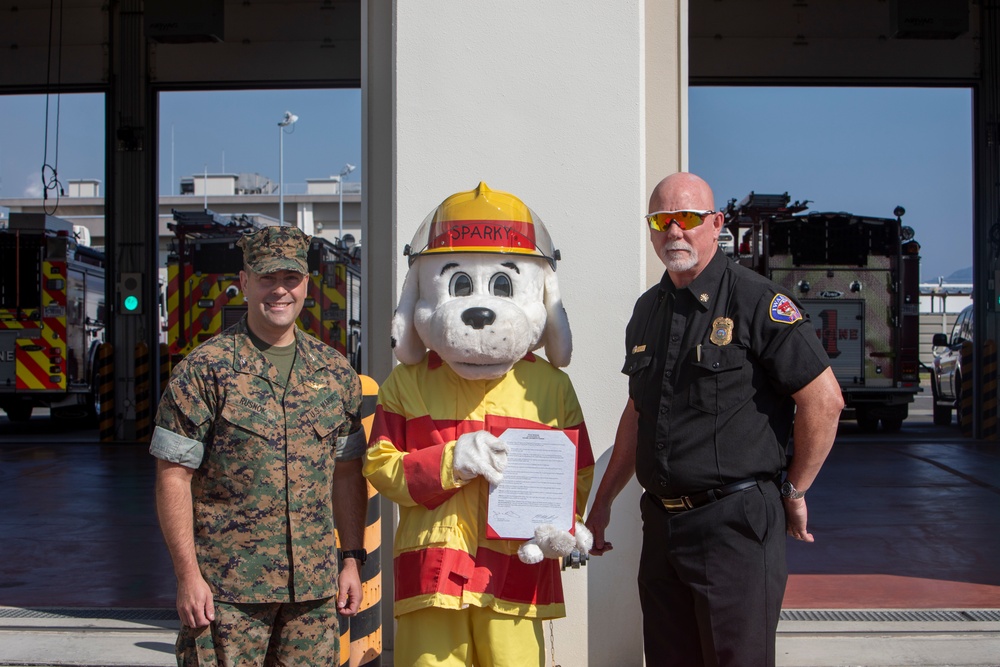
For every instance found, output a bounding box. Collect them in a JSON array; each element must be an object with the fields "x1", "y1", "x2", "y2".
[{"x1": 769, "y1": 294, "x2": 803, "y2": 324}]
